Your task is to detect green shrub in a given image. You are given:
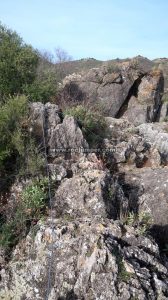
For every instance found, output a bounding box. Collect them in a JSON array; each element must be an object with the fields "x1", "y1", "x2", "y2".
[
  {"x1": 24, "y1": 67, "x2": 58, "y2": 103},
  {"x1": 65, "y1": 105, "x2": 107, "y2": 147},
  {"x1": 123, "y1": 211, "x2": 153, "y2": 235},
  {"x1": 0, "y1": 95, "x2": 45, "y2": 179},
  {"x1": 0, "y1": 177, "x2": 49, "y2": 254},
  {"x1": 107, "y1": 63, "x2": 121, "y2": 73},
  {"x1": 0, "y1": 95, "x2": 28, "y2": 168},
  {"x1": 0, "y1": 23, "x2": 38, "y2": 100},
  {"x1": 22, "y1": 181, "x2": 47, "y2": 217}
]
